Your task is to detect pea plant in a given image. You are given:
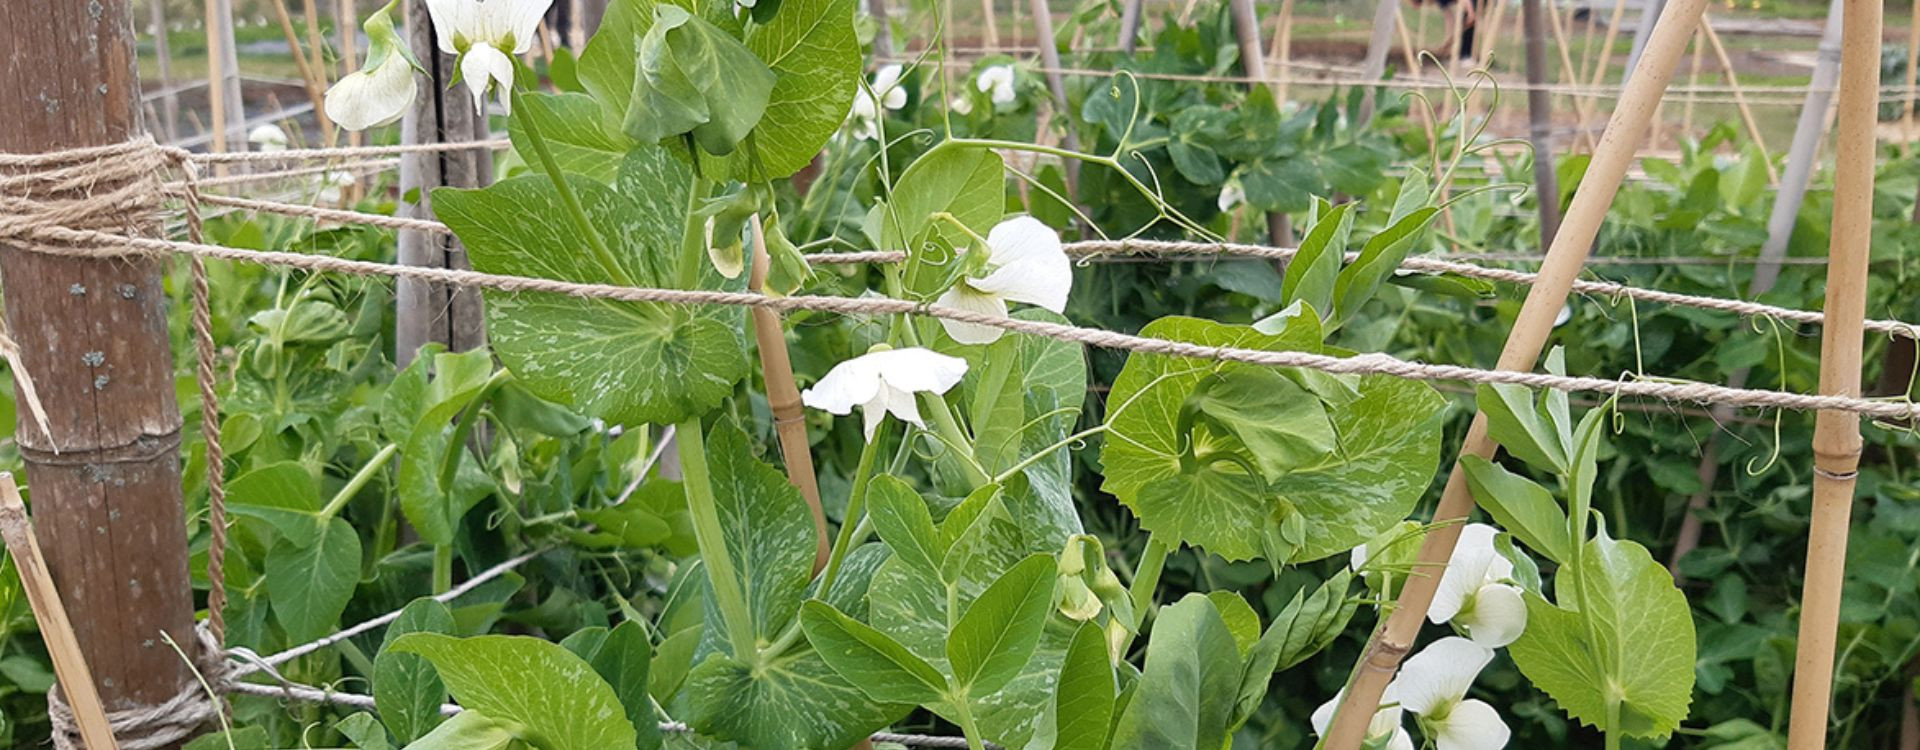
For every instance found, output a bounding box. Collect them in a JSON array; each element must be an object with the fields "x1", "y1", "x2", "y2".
[{"x1": 144, "y1": 0, "x2": 1725, "y2": 749}]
